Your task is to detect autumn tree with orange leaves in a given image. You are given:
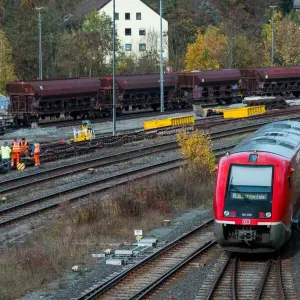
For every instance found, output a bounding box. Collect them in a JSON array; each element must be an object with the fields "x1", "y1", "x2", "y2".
[{"x1": 185, "y1": 26, "x2": 227, "y2": 71}]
